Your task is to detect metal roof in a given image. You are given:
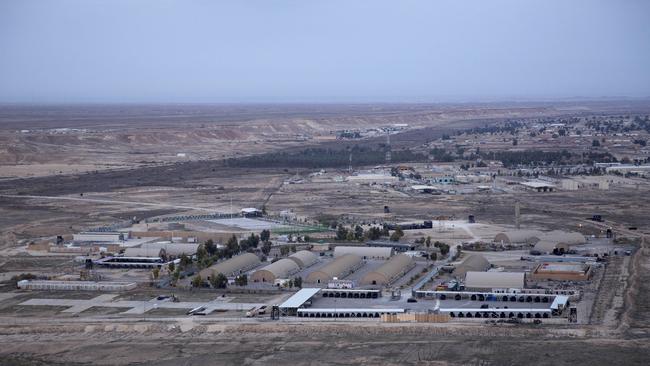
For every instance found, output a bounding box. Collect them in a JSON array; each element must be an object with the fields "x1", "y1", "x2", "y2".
[
  {"x1": 252, "y1": 258, "x2": 300, "y2": 280},
  {"x1": 359, "y1": 254, "x2": 414, "y2": 285},
  {"x1": 334, "y1": 246, "x2": 392, "y2": 258},
  {"x1": 279, "y1": 288, "x2": 321, "y2": 309},
  {"x1": 464, "y1": 271, "x2": 525, "y2": 289},
  {"x1": 199, "y1": 253, "x2": 260, "y2": 279},
  {"x1": 288, "y1": 250, "x2": 318, "y2": 268},
  {"x1": 521, "y1": 181, "x2": 555, "y2": 188},
  {"x1": 550, "y1": 295, "x2": 569, "y2": 310},
  {"x1": 439, "y1": 308, "x2": 551, "y2": 313},
  {"x1": 297, "y1": 308, "x2": 405, "y2": 313}
]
